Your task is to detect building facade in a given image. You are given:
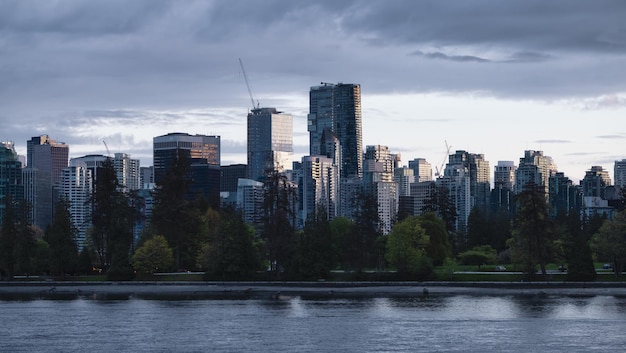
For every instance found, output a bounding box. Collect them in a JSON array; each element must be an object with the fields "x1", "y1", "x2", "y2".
[
  {"x1": 25, "y1": 135, "x2": 69, "y2": 230},
  {"x1": 247, "y1": 108, "x2": 293, "y2": 182},
  {"x1": 0, "y1": 142, "x2": 24, "y2": 223}
]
